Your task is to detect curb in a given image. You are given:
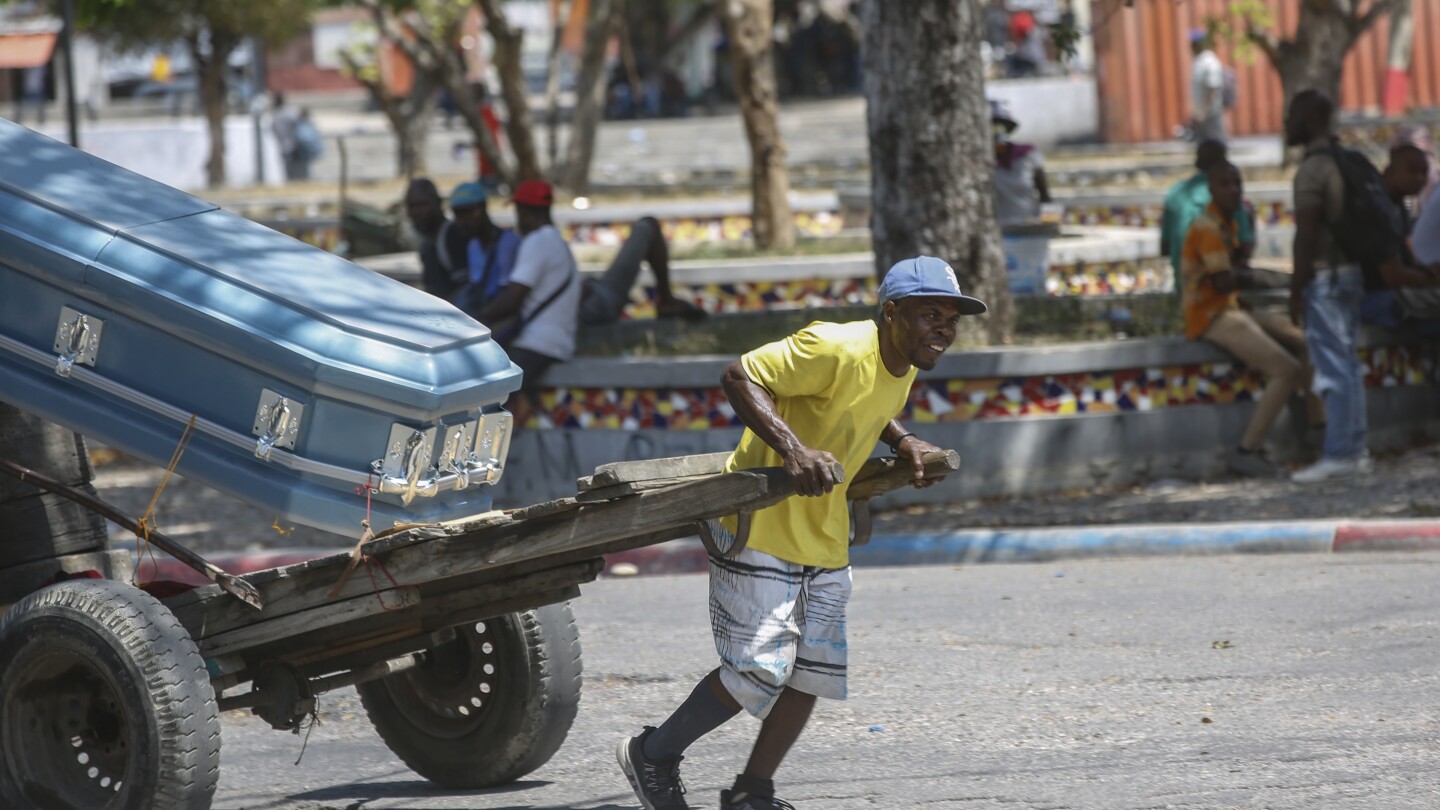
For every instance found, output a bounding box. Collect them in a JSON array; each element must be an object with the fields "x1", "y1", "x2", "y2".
[{"x1": 129, "y1": 519, "x2": 1440, "y2": 587}]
